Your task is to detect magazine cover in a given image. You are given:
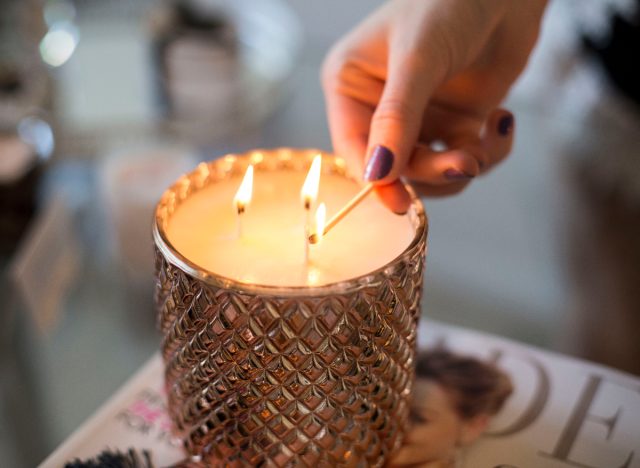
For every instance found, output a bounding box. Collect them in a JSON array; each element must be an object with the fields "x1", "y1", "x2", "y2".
[{"x1": 41, "y1": 321, "x2": 640, "y2": 467}]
